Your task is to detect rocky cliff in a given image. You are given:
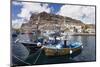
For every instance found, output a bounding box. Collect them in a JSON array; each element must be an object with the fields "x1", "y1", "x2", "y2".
[{"x1": 21, "y1": 12, "x2": 84, "y2": 33}]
